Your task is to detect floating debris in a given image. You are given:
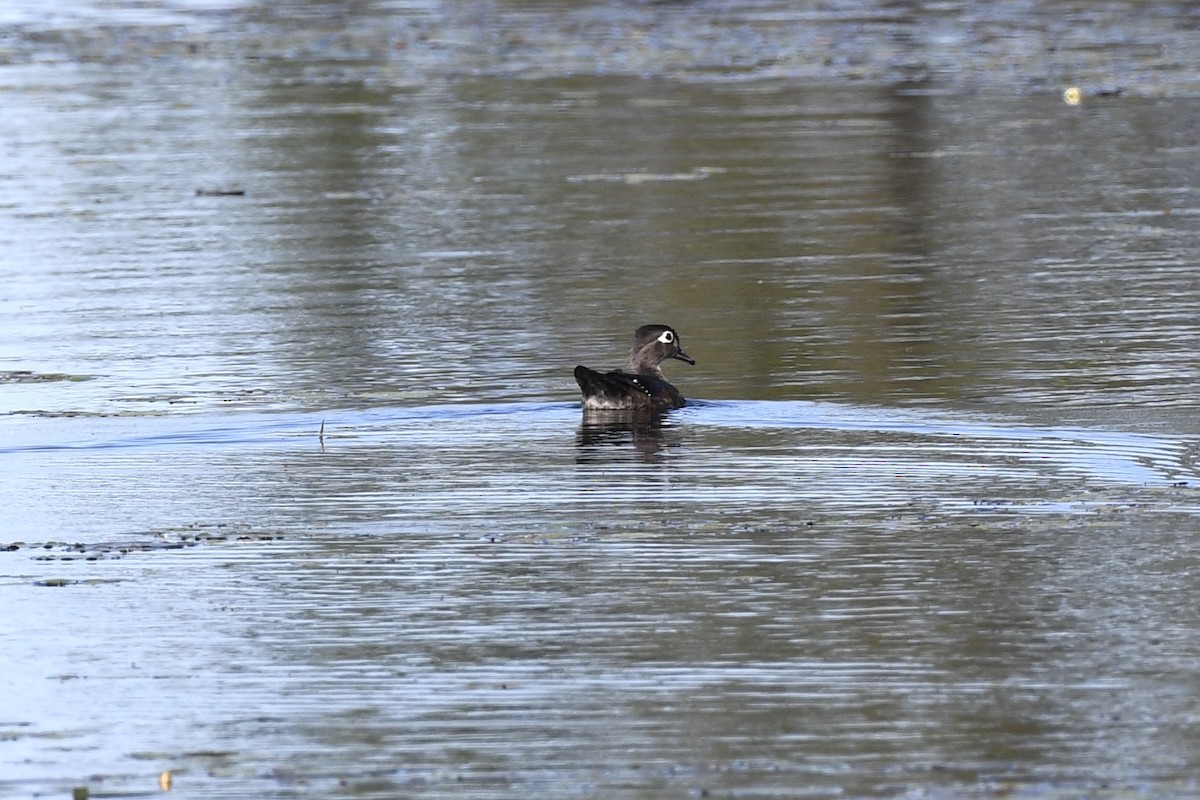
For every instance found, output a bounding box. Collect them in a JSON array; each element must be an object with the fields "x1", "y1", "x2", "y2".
[
  {"x1": 195, "y1": 188, "x2": 246, "y2": 196},
  {"x1": 4, "y1": 525, "x2": 285, "y2": 561},
  {"x1": 568, "y1": 166, "x2": 726, "y2": 184},
  {"x1": 0, "y1": 370, "x2": 92, "y2": 383}
]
